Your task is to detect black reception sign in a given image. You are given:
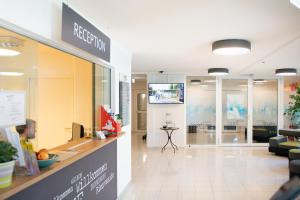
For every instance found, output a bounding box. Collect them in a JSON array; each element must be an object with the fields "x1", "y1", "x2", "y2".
[
  {"x1": 8, "y1": 140, "x2": 117, "y2": 200},
  {"x1": 62, "y1": 3, "x2": 110, "y2": 62}
]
